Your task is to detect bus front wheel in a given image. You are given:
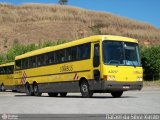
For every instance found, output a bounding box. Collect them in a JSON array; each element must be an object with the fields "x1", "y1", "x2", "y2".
[
  {"x1": 33, "y1": 84, "x2": 42, "y2": 96},
  {"x1": 80, "y1": 81, "x2": 93, "y2": 98},
  {"x1": 111, "y1": 91, "x2": 123, "y2": 98}
]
